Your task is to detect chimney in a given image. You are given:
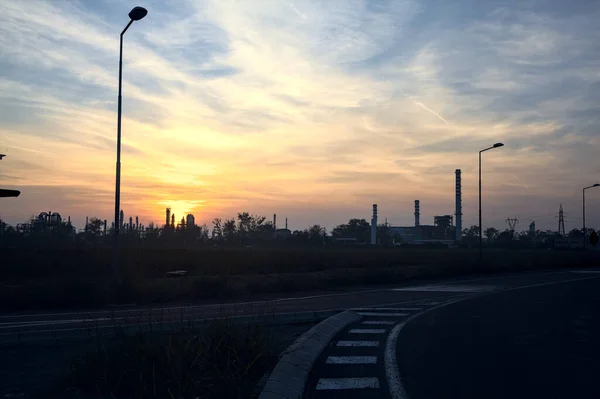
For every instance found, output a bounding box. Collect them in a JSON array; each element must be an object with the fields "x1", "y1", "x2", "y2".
[
  {"x1": 273, "y1": 214, "x2": 277, "y2": 230},
  {"x1": 166, "y1": 208, "x2": 171, "y2": 228},
  {"x1": 371, "y1": 204, "x2": 378, "y2": 245},
  {"x1": 85, "y1": 216, "x2": 88, "y2": 232},
  {"x1": 414, "y1": 200, "x2": 420, "y2": 227},
  {"x1": 285, "y1": 217, "x2": 288, "y2": 230},
  {"x1": 103, "y1": 220, "x2": 107, "y2": 235},
  {"x1": 455, "y1": 169, "x2": 462, "y2": 241}
]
